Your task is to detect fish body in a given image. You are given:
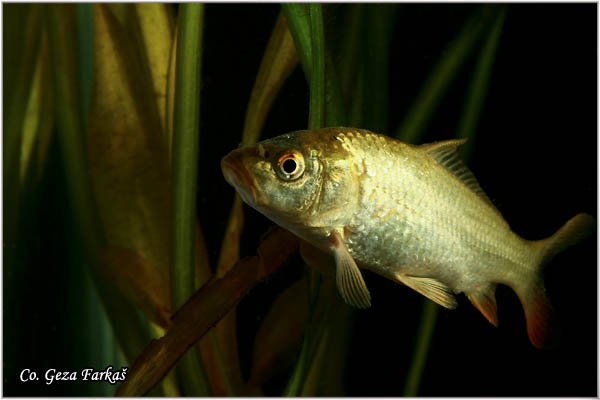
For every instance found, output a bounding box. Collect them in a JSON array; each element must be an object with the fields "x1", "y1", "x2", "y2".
[{"x1": 221, "y1": 127, "x2": 594, "y2": 348}]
